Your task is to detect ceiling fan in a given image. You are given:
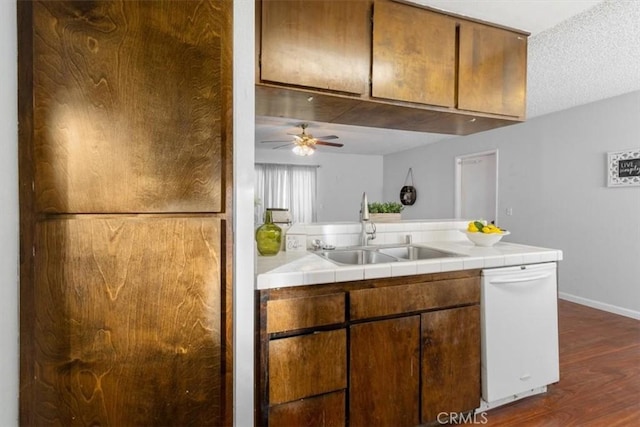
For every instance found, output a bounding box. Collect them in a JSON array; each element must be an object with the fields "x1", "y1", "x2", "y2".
[{"x1": 260, "y1": 123, "x2": 344, "y2": 156}]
